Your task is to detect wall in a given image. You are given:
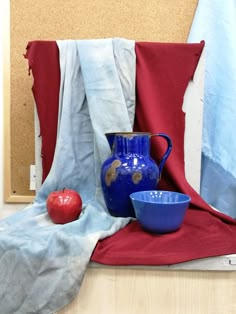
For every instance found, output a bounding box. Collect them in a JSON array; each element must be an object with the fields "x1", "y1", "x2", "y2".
[{"x1": 0, "y1": 1, "x2": 24, "y2": 212}]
